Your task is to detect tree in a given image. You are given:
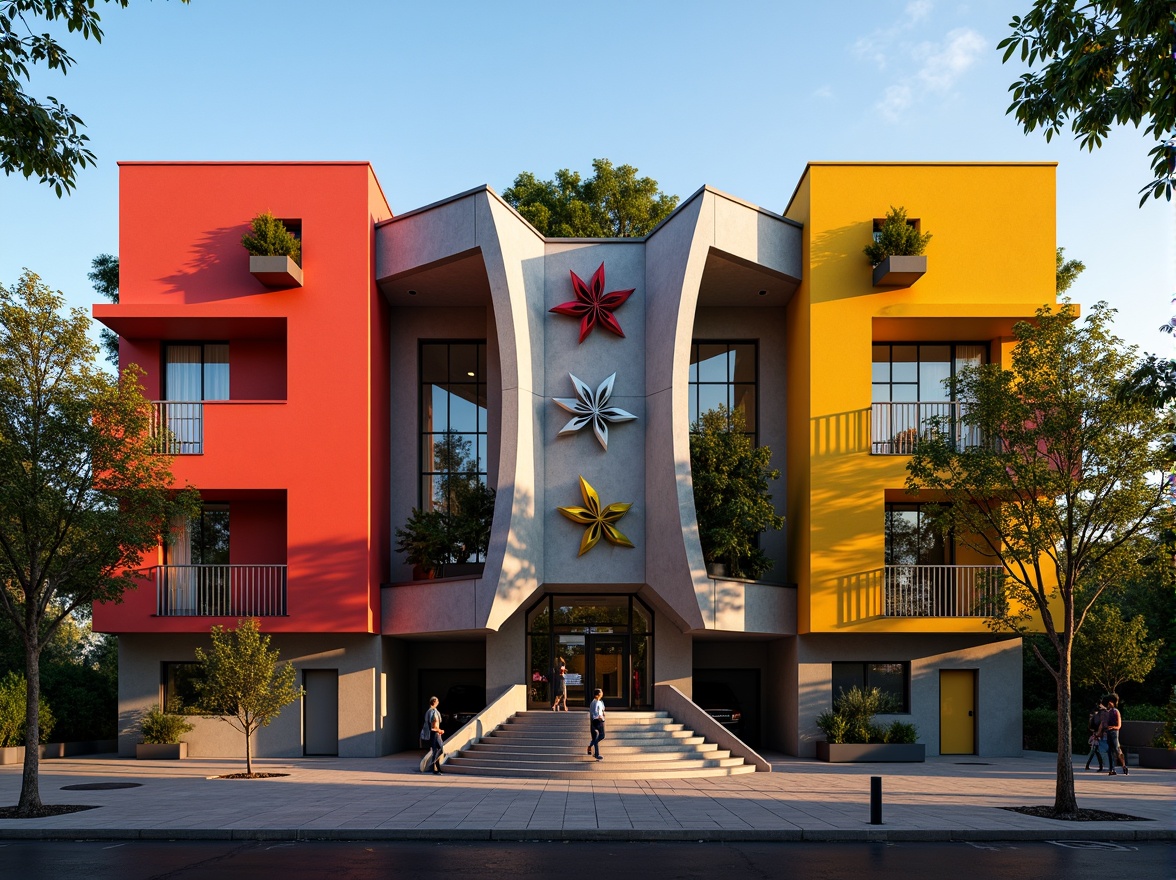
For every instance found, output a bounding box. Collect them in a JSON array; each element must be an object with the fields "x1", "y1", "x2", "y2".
[
  {"x1": 1055, "y1": 247, "x2": 1085, "y2": 293},
  {"x1": 905, "y1": 302, "x2": 1167, "y2": 816},
  {"x1": 1073, "y1": 604, "x2": 1161, "y2": 696},
  {"x1": 88, "y1": 254, "x2": 119, "y2": 366},
  {"x1": 998, "y1": 1, "x2": 1175, "y2": 205},
  {"x1": 194, "y1": 618, "x2": 302, "y2": 776},
  {"x1": 502, "y1": 159, "x2": 679, "y2": 237},
  {"x1": 1, "y1": 1, "x2": 189, "y2": 196},
  {"x1": 0, "y1": 270, "x2": 195, "y2": 815},
  {"x1": 689, "y1": 405, "x2": 785, "y2": 580}
]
